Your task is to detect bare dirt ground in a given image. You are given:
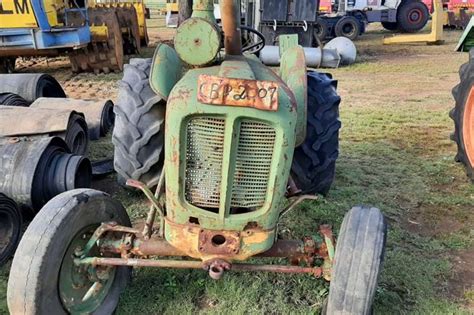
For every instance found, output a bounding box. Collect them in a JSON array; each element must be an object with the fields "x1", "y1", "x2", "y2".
[{"x1": 1, "y1": 22, "x2": 473, "y2": 313}]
